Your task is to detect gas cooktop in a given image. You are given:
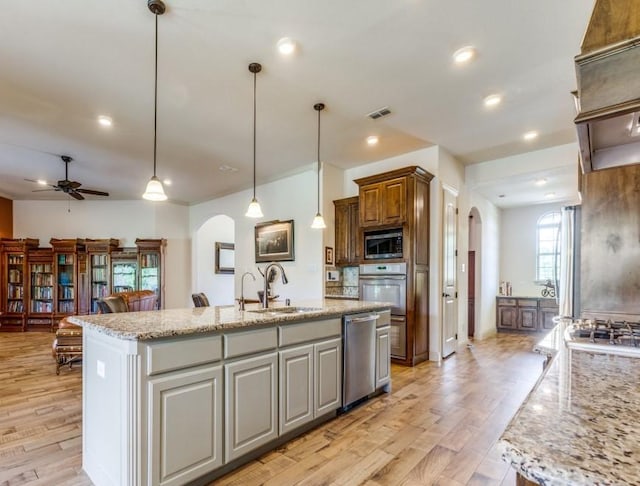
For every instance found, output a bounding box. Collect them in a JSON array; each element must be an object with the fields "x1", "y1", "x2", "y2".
[{"x1": 565, "y1": 319, "x2": 640, "y2": 358}]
